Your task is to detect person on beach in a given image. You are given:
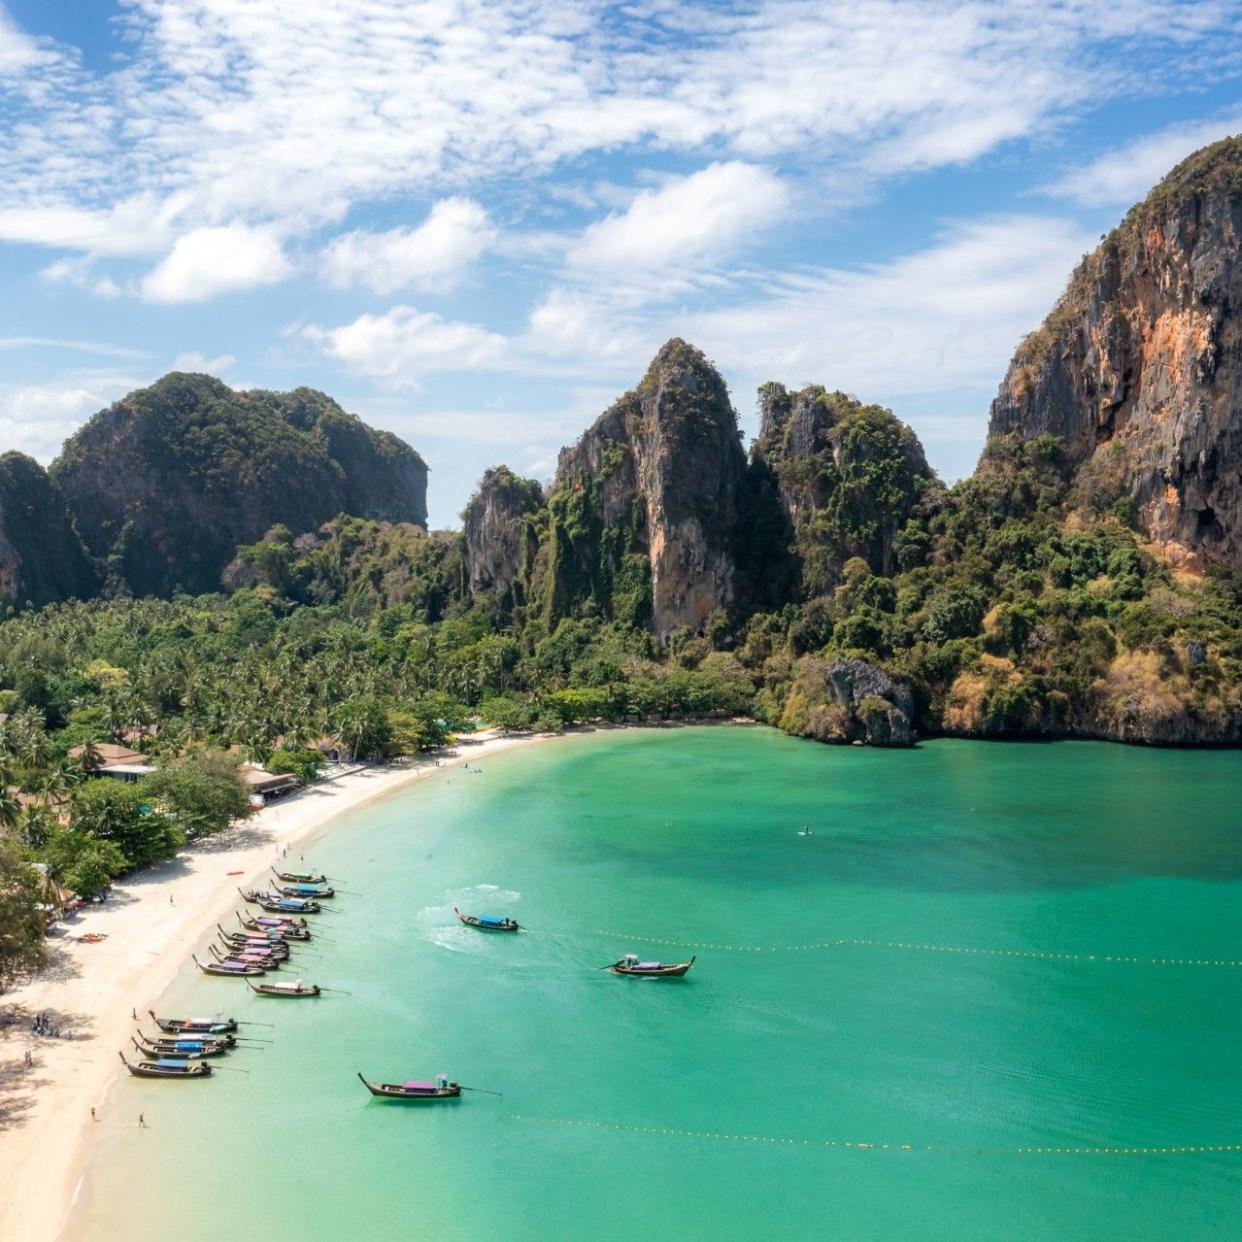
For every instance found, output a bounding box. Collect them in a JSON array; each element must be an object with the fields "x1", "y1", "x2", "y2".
[
  {"x1": 169, "y1": 894, "x2": 174, "y2": 905},
  {"x1": 91, "y1": 1107, "x2": 96, "y2": 1122},
  {"x1": 138, "y1": 1114, "x2": 146, "y2": 1128}
]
